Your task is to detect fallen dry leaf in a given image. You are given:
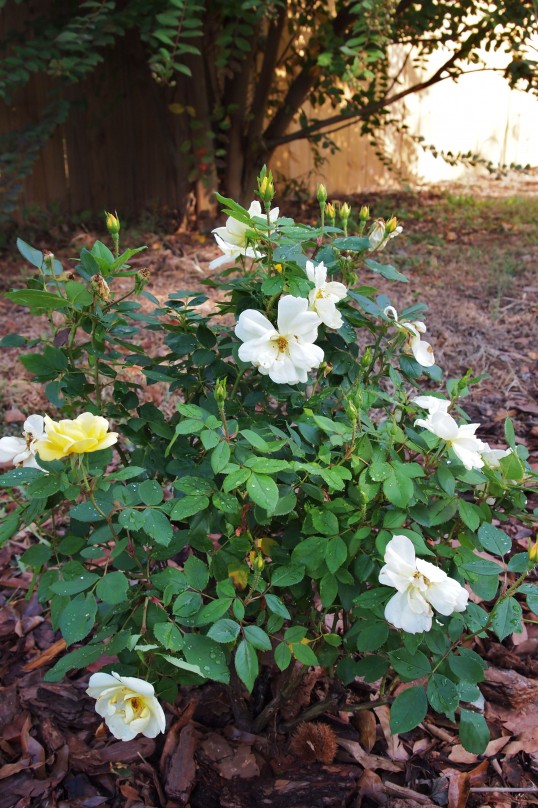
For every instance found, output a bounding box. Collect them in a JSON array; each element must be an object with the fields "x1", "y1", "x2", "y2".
[{"x1": 337, "y1": 736, "x2": 402, "y2": 772}]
